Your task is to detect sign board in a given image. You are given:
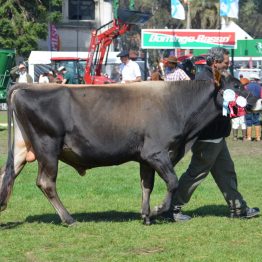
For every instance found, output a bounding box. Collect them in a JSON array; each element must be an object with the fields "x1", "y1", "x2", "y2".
[
  {"x1": 141, "y1": 29, "x2": 236, "y2": 49},
  {"x1": 234, "y1": 39, "x2": 262, "y2": 57}
]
